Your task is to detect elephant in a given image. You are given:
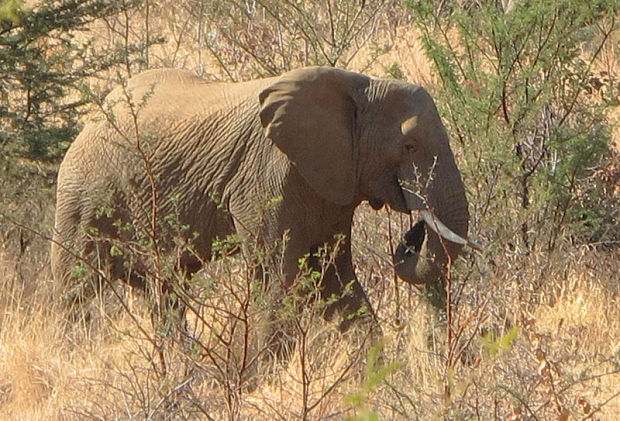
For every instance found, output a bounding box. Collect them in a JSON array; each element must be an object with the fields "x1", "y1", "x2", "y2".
[{"x1": 51, "y1": 66, "x2": 471, "y2": 331}]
